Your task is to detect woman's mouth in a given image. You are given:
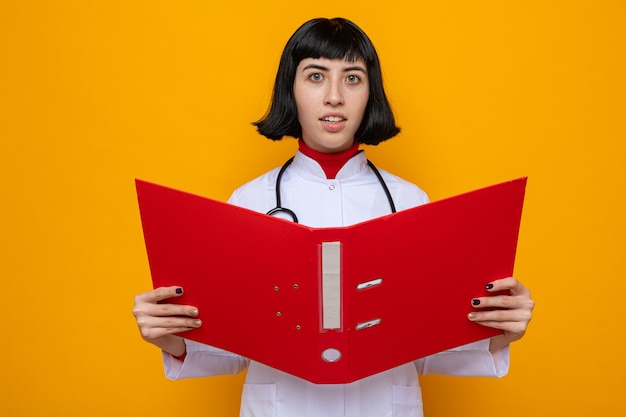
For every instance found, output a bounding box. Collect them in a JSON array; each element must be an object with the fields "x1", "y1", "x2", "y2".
[
  {"x1": 321, "y1": 116, "x2": 345, "y2": 123},
  {"x1": 321, "y1": 116, "x2": 346, "y2": 132}
]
